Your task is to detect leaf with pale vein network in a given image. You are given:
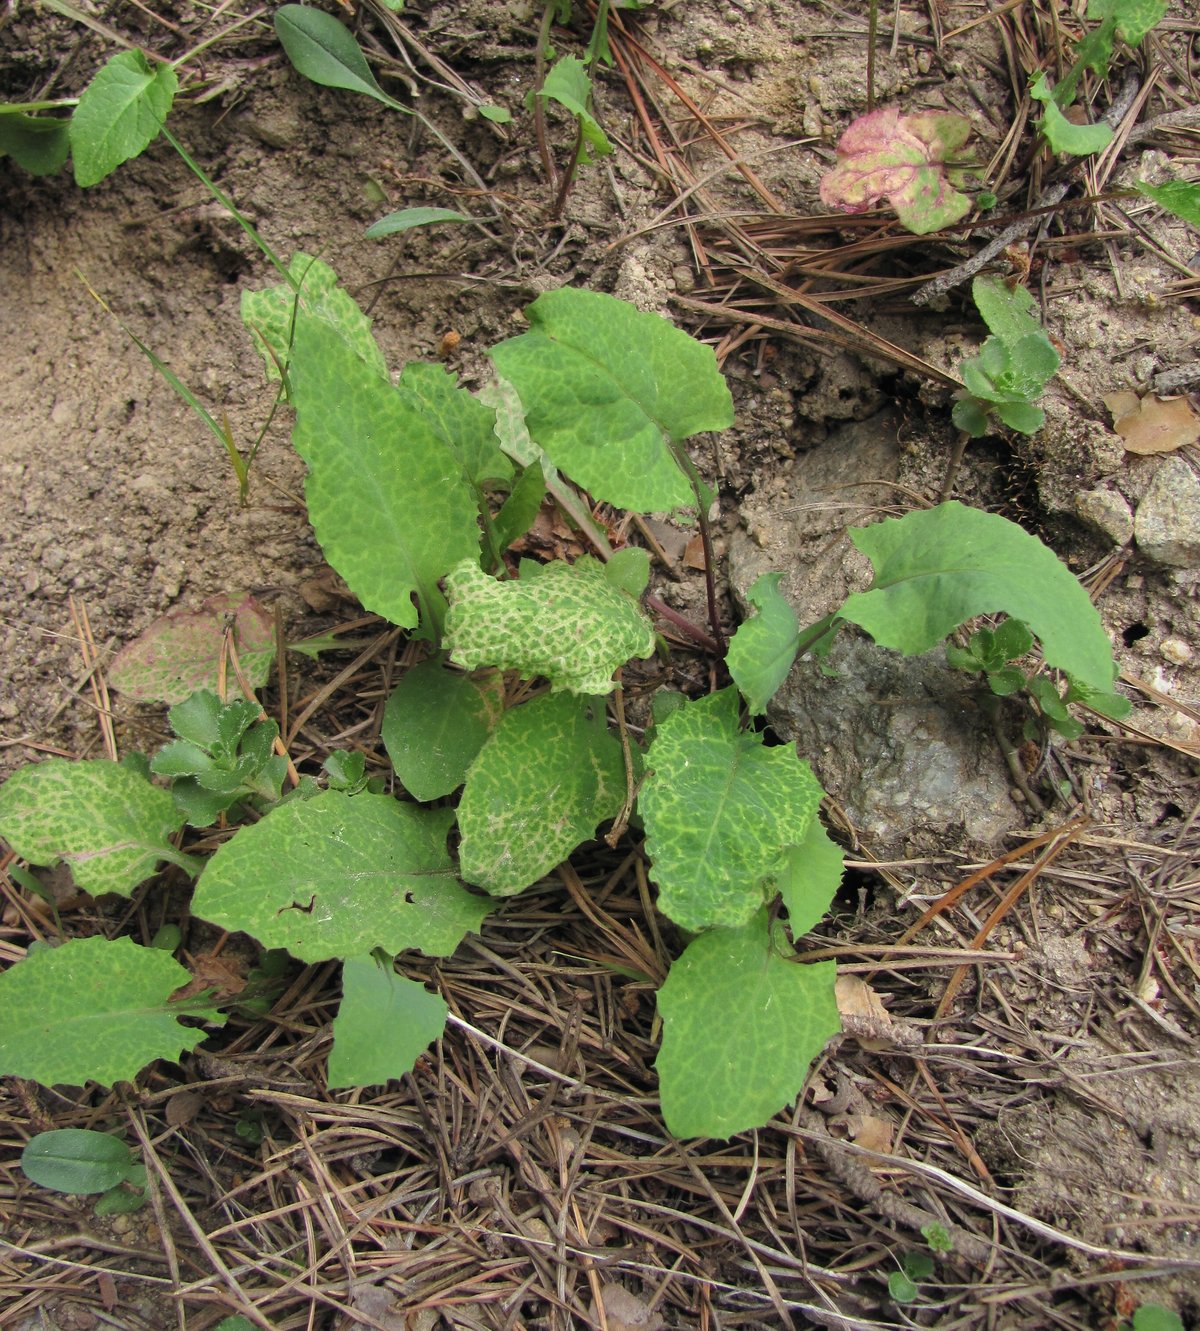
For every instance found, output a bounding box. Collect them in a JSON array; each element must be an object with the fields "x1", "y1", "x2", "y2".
[{"x1": 639, "y1": 690, "x2": 823, "y2": 932}]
